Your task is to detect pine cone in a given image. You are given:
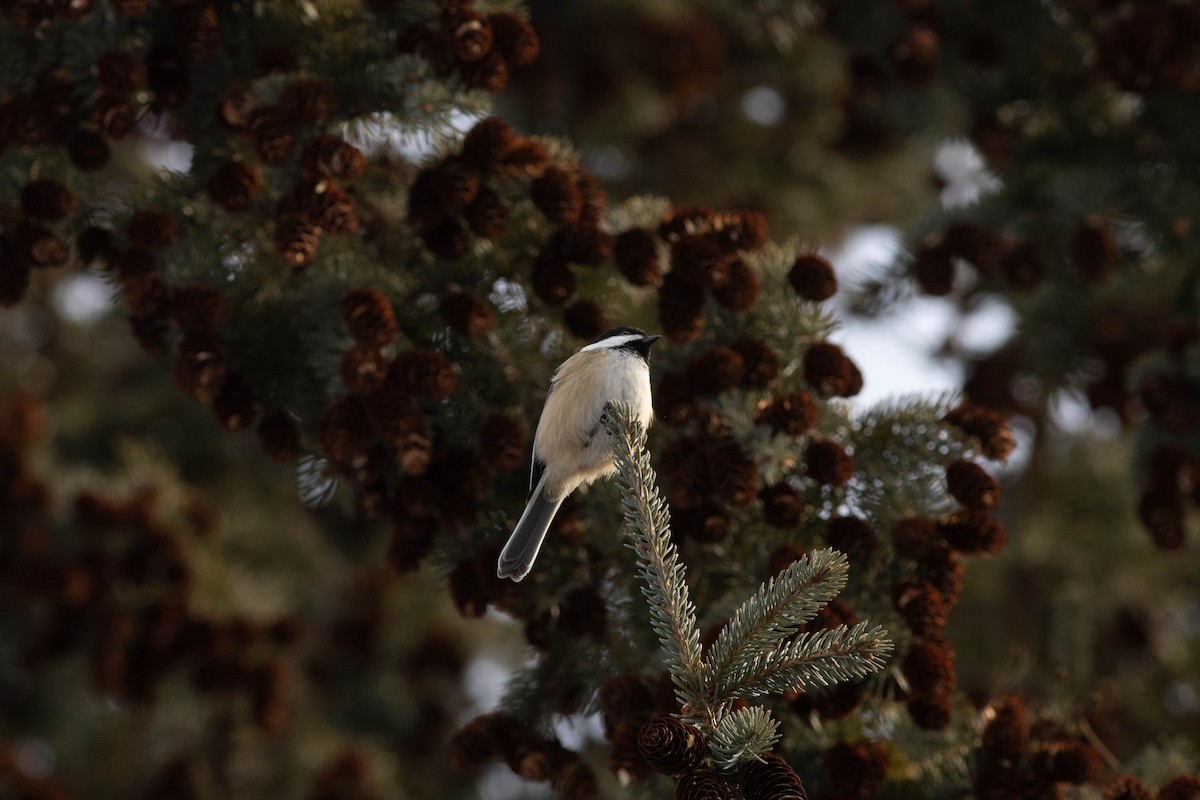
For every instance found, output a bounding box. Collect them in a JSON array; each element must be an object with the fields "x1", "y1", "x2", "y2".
[
  {"x1": 805, "y1": 438, "x2": 854, "y2": 486},
  {"x1": 575, "y1": 171, "x2": 607, "y2": 226},
  {"x1": 450, "y1": 12, "x2": 493, "y2": 62},
  {"x1": 658, "y1": 272, "x2": 705, "y2": 343},
  {"x1": 121, "y1": 273, "x2": 171, "y2": 318},
  {"x1": 15, "y1": 223, "x2": 70, "y2": 268},
  {"x1": 943, "y1": 221, "x2": 1005, "y2": 277},
  {"x1": 946, "y1": 459, "x2": 1000, "y2": 510},
  {"x1": 389, "y1": 349, "x2": 459, "y2": 399},
  {"x1": 97, "y1": 51, "x2": 147, "y2": 93},
  {"x1": 1138, "y1": 372, "x2": 1197, "y2": 433},
  {"x1": 827, "y1": 516, "x2": 878, "y2": 563},
  {"x1": 421, "y1": 215, "x2": 472, "y2": 260},
  {"x1": 755, "y1": 391, "x2": 818, "y2": 436},
  {"x1": 658, "y1": 206, "x2": 715, "y2": 241},
  {"x1": 893, "y1": 579, "x2": 947, "y2": 636},
  {"x1": 549, "y1": 223, "x2": 612, "y2": 266},
  {"x1": 637, "y1": 716, "x2": 704, "y2": 777},
  {"x1": 460, "y1": 50, "x2": 507, "y2": 91},
  {"x1": 75, "y1": 227, "x2": 114, "y2": 268},
  {"x1": 126, "y1": 209, "x2": 181, "y2": 251},
  {"x1": 279, "y1": 77, "x2": 336, "y2": 124},
  {"x1": 173, "y1": 331, "x2": 227, "y2": 404},
  {"x1": 788, "y1": 254, "x2": 838, "y2": 301},
  {"x1": 686, "y1": 347, "x2": 744, "y2": 396},
  {"x1": 170, "y1": 285, "x2": 230, "y2": 331},
  {"x1": 247, "y1": 106, "x2": 295, "y2": 166},
  {"x1": 274, "y1": 215, "x2": 320, "y2": 267},
  {"x1": 208, "y1": 161, "x2": 261, "y2": 213},
  {"x1": 440, "y1": 290, "x2": 494, "y2": 339},
  {"x1": 300, "y1": 135, "x2": 365, "y2": 181},
  {"x1": 937, "y1": 510, "x2": 1007, "y2": 554},
  {"x1": 364, "y1": 382, "x2": 423, "y2": 447},
  {"x1": 982, "y1": 696, "x2": 1028, "y2": 759},
  {"x1": 803, "y1": 342, "x2": 861, "y2": 398},
  {"x1": 944, "y1": 402, "x2": 1015, "y2": 461},
  {"x1": 489, "y1": 12, "x2": 539, "y2": 67},
  {"x1": 531, "y1": 166, "x2": 582, "y2": 225},
  {"x1": 614, "y1": 228, "x2": 662, "y2": 287},
  {"x1": 1003, "y1": 242, "x2": 1045, "y2": 291},
  {"x1": 447, "y1": 712, "x2": 514, "y2": 772},
  {"x1": 387, "y1": 515, "x2": 437, "y2": 573},
  {"x1": 431, "y1": 156, "x2": 480, "y2": 210},
  {"x1": 711, "y1": 256, "x2": 760, "y2": 310},
  {"x1": 112, "y1": 248, "x2": 157, "y2": 278},
  {"x1": 21, "y1": 179, "x2": 75, "y2": 222},
  {"x1": 598, "y1": 674, "x2": 654, "y2": 724},
  {"x1": 91, "y1": 91, "x2": 137, "y2": 139},
  {"x1": 1138, "y1": 488, "x2": 1186, "y2": 549},
  {"x1": 461, "y1": 117, "x2": 516, "y2": 170},
  {"x1": 1032, "y1": 739, "x2": 1103, "y2": 785},
  {"x1": 67, "y1": 128, "x2": 111, "y2": 171},
  {"x1": 318, "y1": 395, "x2": 373, "y2": 471},
  {"x1": 1104, "y1": 776, "x2": 1153, "y2": 800},
  {"x1": 480, "y1": 413, "x2": 525, "y2": 473},
  {"x1": 171, "y1": 1, "x2": 220, "y2": 63},
  {"x1": 531, "y1": 253, "x2": 577, "y2": 306},
  {"x1": 901, "y1": 638, "x2": 955, "y2": 697},
  {"x1": 608, "y1": 719, "x2": 651, "y2": 786},
  {"x1": 891, "y1": 516, "x2": 939, "y2": 560},
  {"x1": 767, "y1": 543, "x2": 807, "y2": 576},
  {"x1": 825, "y1": 741, "x2": 890, "y2": 800},
  {"x1": 497, "y1": 137, "x2": 548, "y2": 177},
  {"x1": 128, "y1": 314, "x2": 169, "y2": 355},
  {"x1": 340, "y1": 289, "x2": 398, "y2": 347},
  {"x1": 913, "y1": 240, "x2": 954, "y2": 296},
  {"x1": 564, "y1": 299, "x2": 609, "y2": 340},
  {"x1": 654, "y1": 371, "x2": 698, "y2": 427},
  {"x1": 670, "y1": 234, "x2": 726, "y2": 287},
  {"x1": 1070, "y1": 218, "x2": 1119, "y2": 283},
  {"x1": 257, "y1": 411, "x2": 301, "y2": 463},
  {"x1": 340, "y1": 345, "x2": 387, "y2": 393},
  {"x1": 710, "y1": 210, "x2": 769, "y2": 253},
  {"x1": 464, "y1": 187, "x2": 507, "y2": 240},
  {"x1": 922, "y1": 546, "x2": 964, "y2": 607},
  {"x1": 212, "y1": 374, "x2": 259, "y2": 432},
  {"x1": 676, "y1": 768, "x2": 733, "y2": 800},
  {"x1": 1156, "y1": 776, "x2": 1200, "y2": 800},
  {"x1": 215, "y1": 82, "x2": 253, "y2": 129},
  {"x1": 708, "y1": 437, "x2": 758, "y2": 507},
  {"x1": 741, "y1": 753, "x2": 807, "y2": 800},
  {"x1": 762, "y1": 484, "x2": 804, "y2": 530},
  {"x1": 673, "y1": 501, "x2": 730, "y2": 544}
]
